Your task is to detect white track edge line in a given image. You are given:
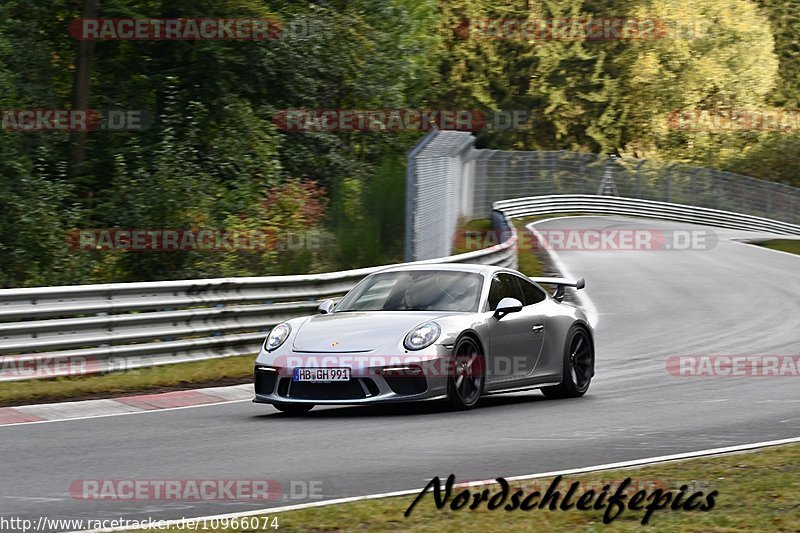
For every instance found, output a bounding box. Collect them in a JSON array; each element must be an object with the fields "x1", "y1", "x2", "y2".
[
  {"x1": 526, "y1": 218, "x2": 600, "y2": 328},
  {"x1": 70, "y1": 435, "x2": 800, "y2": 532}
]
